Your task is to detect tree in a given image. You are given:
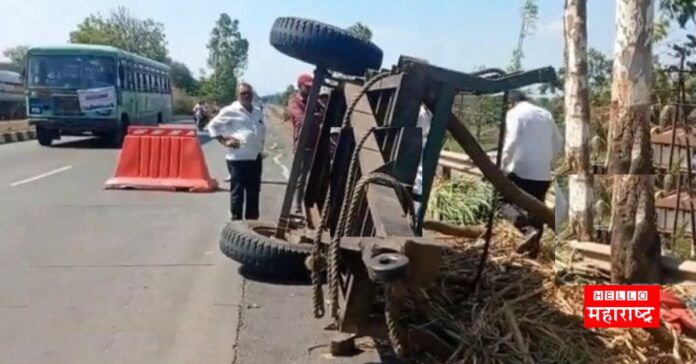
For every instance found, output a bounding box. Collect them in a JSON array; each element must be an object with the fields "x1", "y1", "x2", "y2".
[
  {"x1": 347, "y1": 22, "x2": 373, "y2": 42},
  {"x1": 203, "y1": 14, "x2": 249, "y2": 105},
  {"x1": 70, "y1": 6, "x2": 169, "y2": 62},
  {"x1": 659, "y1": 0, "x2": 696, "y2": 27},
  {"x1": 509, "y1": 0, "x2": 539, "y2": 72},
  {"x1": 169, "y1": 61, "x2": 198, "y2": 93},
  {"x1": 564, "y1": 0, "x2": 593, "y2": 241},
  {"x1": 3, "y1": 45, "x2": 29, "y2": 68},
  {"x1": 607, "y1": 0, "x2": 661, "y2": 283}
]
